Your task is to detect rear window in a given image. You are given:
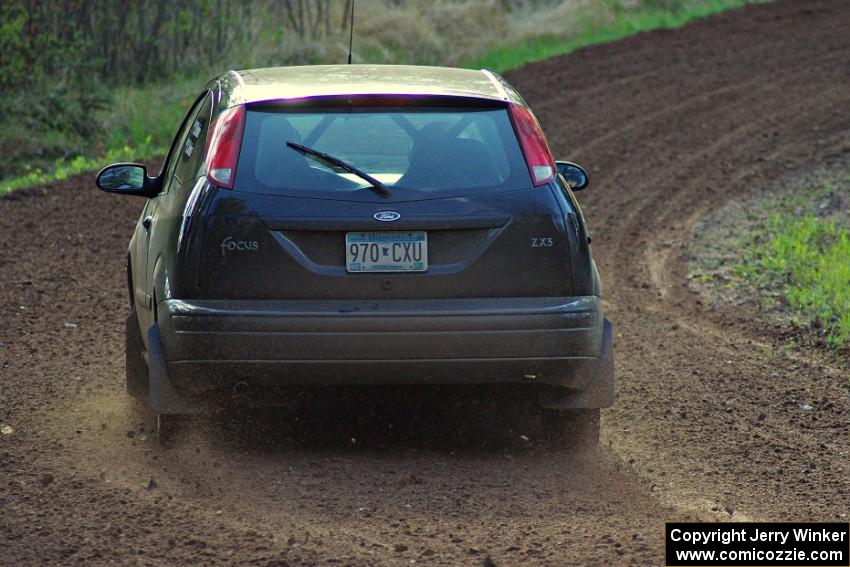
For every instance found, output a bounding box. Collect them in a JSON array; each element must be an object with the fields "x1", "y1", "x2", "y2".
[{"x1": 233, "y1": 106, "x2": 532, "y2": 200}]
